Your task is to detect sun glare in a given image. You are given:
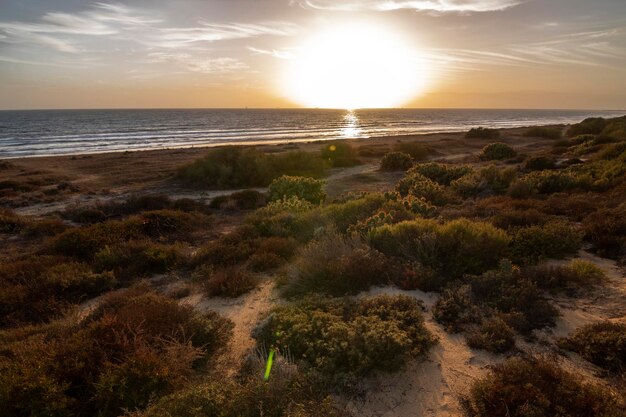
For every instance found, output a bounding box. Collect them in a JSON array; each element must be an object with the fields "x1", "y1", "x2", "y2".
[{"x1": 282, "y1": 22, "x2": 427, "y2": 109}]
